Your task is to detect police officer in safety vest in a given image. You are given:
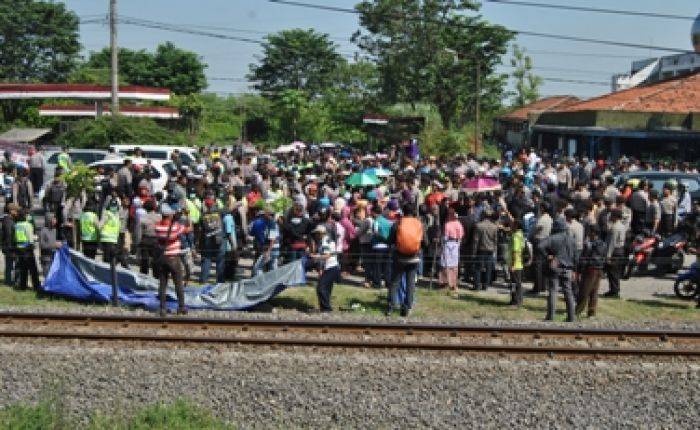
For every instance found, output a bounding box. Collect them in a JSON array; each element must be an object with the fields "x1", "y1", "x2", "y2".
[
  {"x1": 100, "y1": 199, "x2": 121, "y2": 265},
  {"x1": 56, "y1": 146, "x2": 72, "y2": 174},
  {"x1": 80, "y1": 202, "x2": 100, "y2": 259},
  {"x1": 14, "y1": 209, "x2": 40, "y2": 290}
]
